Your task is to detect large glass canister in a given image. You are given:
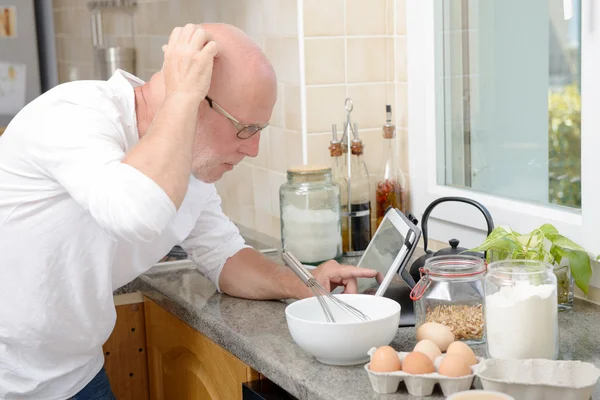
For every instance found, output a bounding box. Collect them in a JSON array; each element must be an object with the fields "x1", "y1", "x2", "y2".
[
  {"x1": 279, "y1": 165, "x2": 342, "y2": 265},
  {"x1": 484, "y1": 260, "x2": 558, "y2": 360},
  {"x1": 410, "y1": 255, "x2": 487, "y2": 345}
]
